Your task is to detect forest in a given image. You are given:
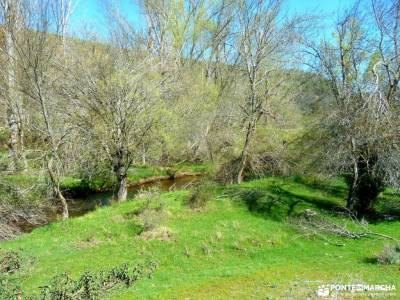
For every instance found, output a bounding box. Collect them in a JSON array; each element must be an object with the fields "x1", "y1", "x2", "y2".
[{"x1": 0, "y1": 0, "x2": 400, "y2": 299}]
